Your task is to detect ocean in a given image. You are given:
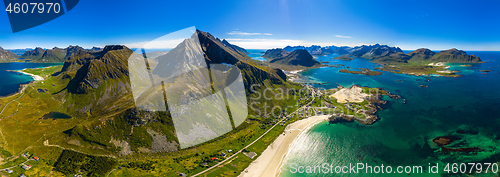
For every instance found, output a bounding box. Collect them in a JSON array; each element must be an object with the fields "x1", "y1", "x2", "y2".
[
  {"x1": 0, "y1": 62, "x2": 63, "y2": 97},
  {"x1": 279, "y1": 52, "x2": 500, "y2": 176},
  {"x1": 247, "y1": 49, "x2": 267, "y2": 61}
]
